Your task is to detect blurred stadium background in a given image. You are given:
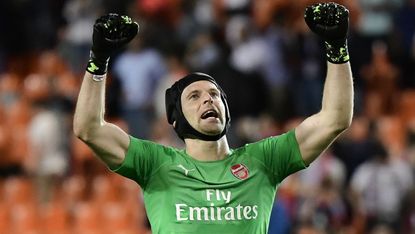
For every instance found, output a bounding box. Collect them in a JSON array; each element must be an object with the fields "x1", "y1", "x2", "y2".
[{"x1": 0, "y1": 0, "x2": 414, "y2": 233}]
